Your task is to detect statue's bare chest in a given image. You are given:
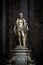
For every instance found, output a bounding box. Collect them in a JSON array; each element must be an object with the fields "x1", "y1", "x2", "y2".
[
  {"x1": 18, "y1": 19, "x2": 24, "y2": 27},
  {"x1": 18, "y1": 19, "x2": 24, "y2": 25}
]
